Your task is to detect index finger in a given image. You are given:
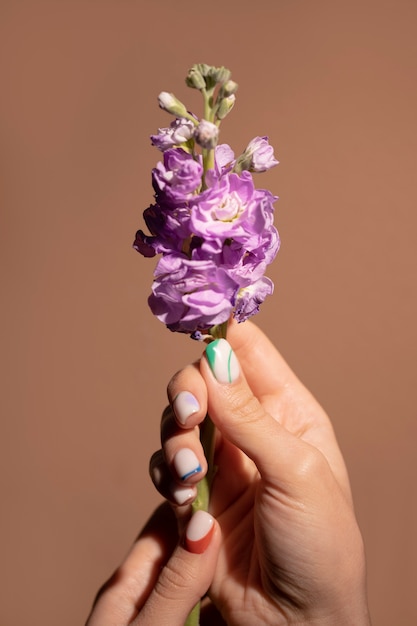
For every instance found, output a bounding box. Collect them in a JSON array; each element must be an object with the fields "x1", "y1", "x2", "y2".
[{"x1": 86, "y1": 503, "x2": 178, "y2": 625}]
